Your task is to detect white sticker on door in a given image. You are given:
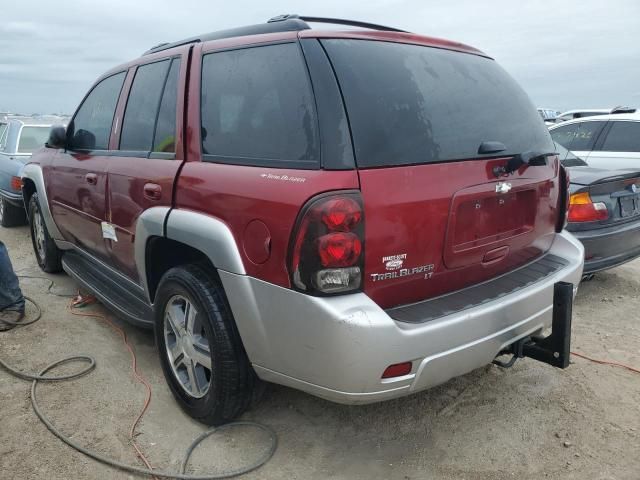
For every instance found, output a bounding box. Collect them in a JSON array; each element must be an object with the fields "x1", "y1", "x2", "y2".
[{"x1": 101, "y1": 222, "x2": 118, "y2": 242}]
